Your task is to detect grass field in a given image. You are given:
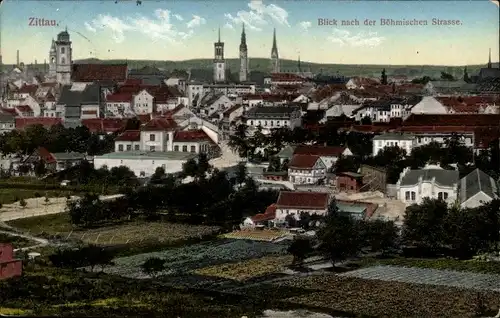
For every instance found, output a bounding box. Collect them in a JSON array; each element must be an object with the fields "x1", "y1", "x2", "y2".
[
  {"x1": 7, "y1": 213, "x2": 221, "y2": 247},
  {"x1": 193, "y1": 255, "x2": 293, "y2": 281}
]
